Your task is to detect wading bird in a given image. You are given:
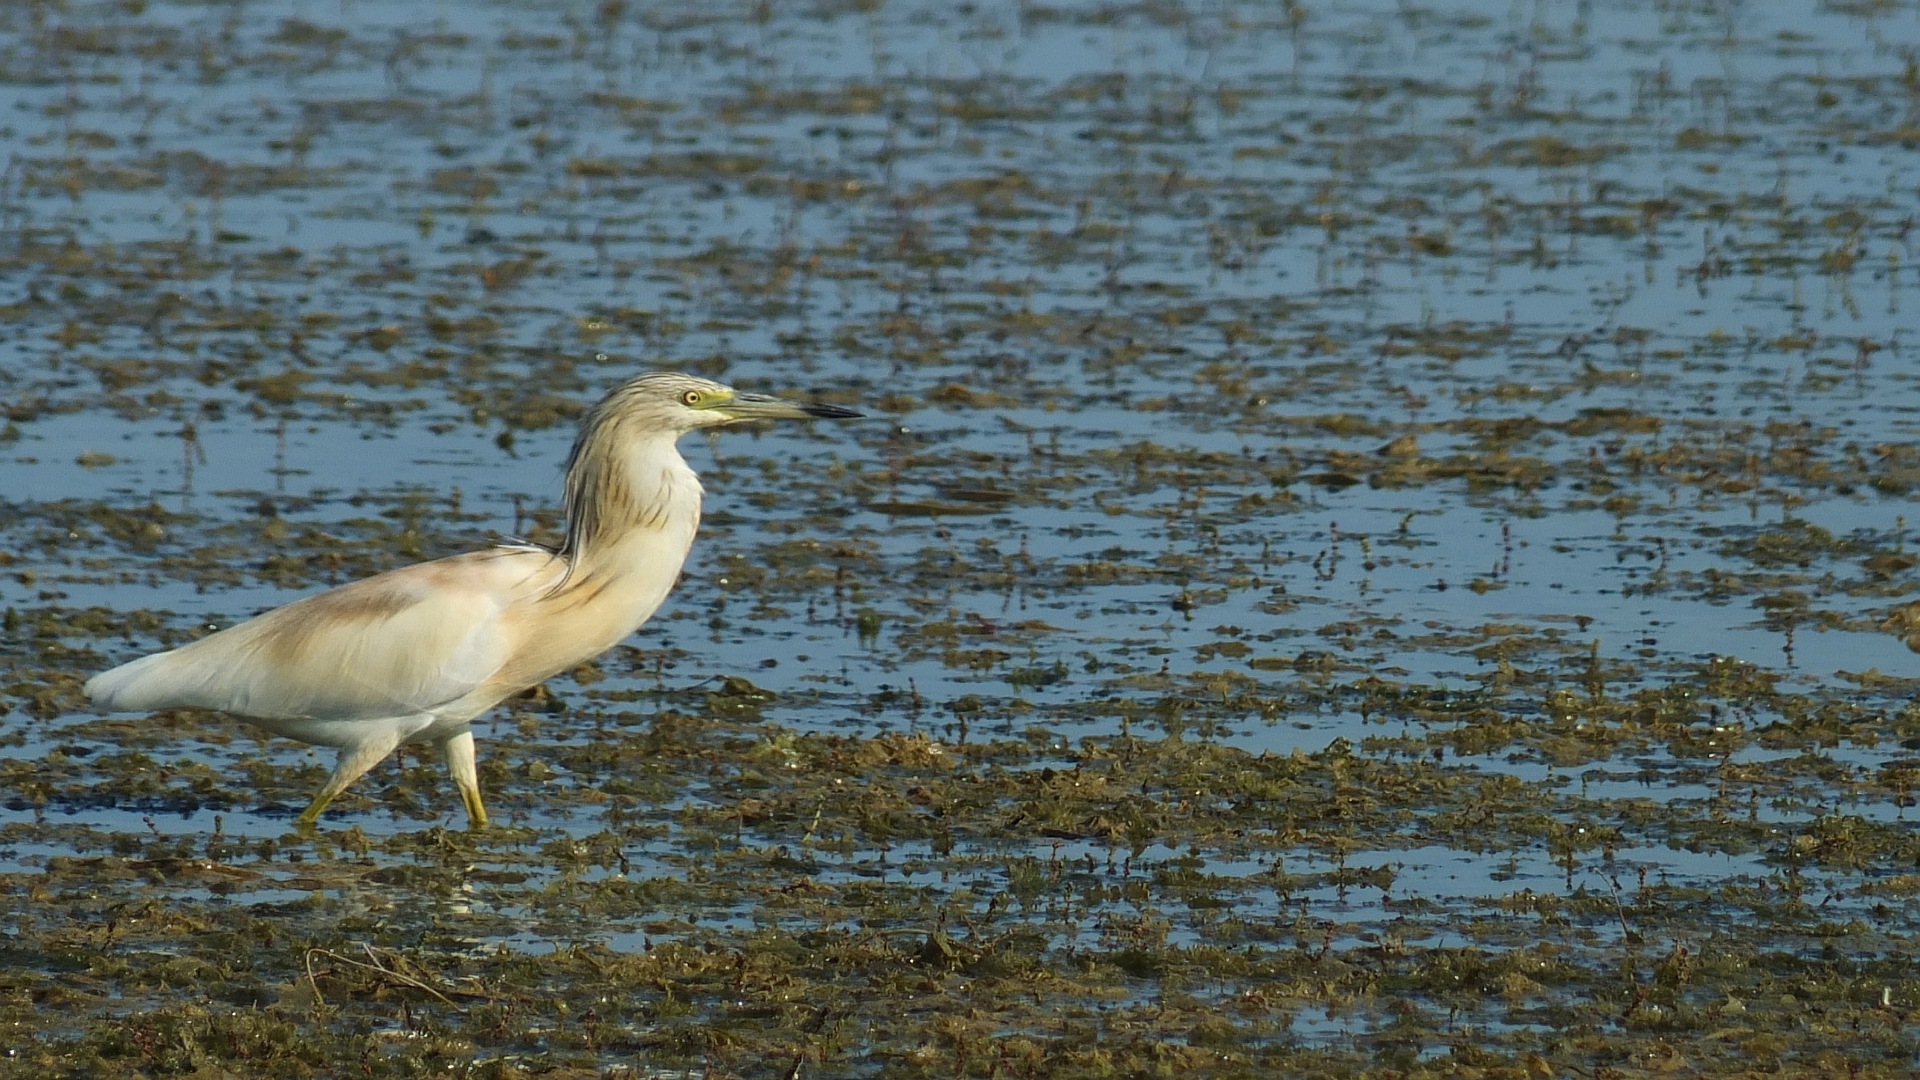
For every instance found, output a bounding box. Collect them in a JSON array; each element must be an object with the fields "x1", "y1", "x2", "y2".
[{"x1": 86, "y1": 372, "x2": 860, "y2": 828}]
